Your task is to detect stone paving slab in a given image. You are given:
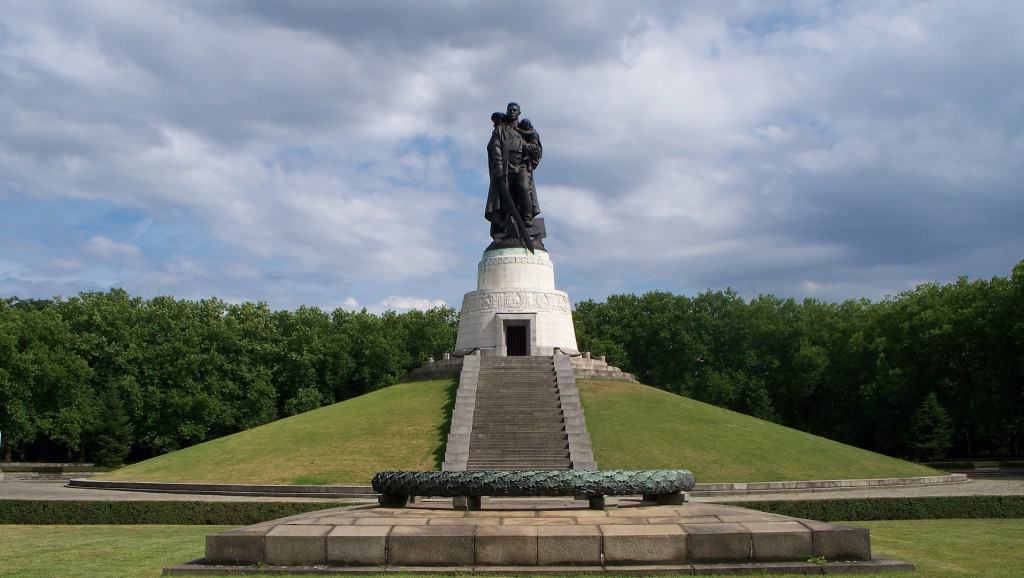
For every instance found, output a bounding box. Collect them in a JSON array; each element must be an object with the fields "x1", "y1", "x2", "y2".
[{"x1": 179, "y1": 499, "x2": 909, "y2": 574}]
